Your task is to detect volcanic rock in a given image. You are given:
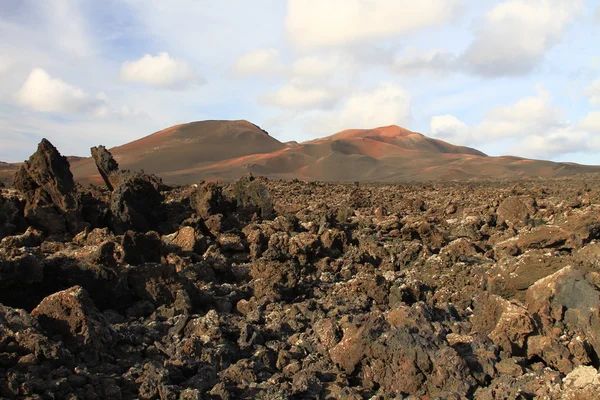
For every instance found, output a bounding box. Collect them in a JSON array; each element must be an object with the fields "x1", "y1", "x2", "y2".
[
  {"x1": 12, "y1": 139, "x2": 86, "y2": 234},
  {"x1": 190, "y1": 182, "x2": 228, "y2": 218},
  {"x1": 31, "y1": 286, "x2": 116, "y2": 364},
  {"x1": 232, "y1": 175, "x2": 275, "y2": 220},
  {"x1": 110, "y1": 175, "x2": 164, "y2": 233},
  {"x1": 91, "y1": 145, "x2": 120, "y2": 191},
  {"x1": 496, "y1": 196, "x2": 536, "y2": 229}
]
